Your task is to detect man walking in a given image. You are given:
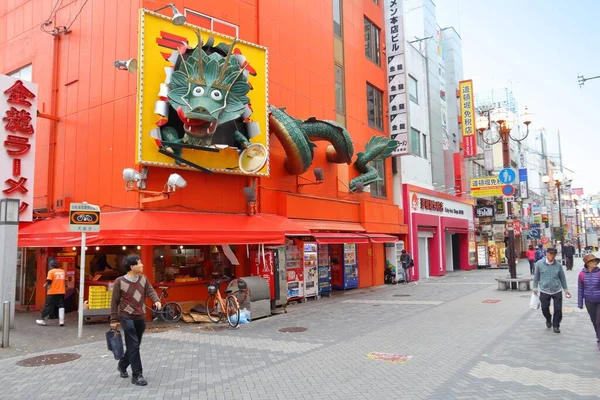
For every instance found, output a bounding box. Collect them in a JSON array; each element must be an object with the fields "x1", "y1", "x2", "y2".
[
  {"x1": 36, "y1": 259, "x2": 66, "y2": 326},
  {"x1": 563, "y1": 242, "x2": 575, "y2": 271},
  {"x1": 110, "y1": 255, "x2": 161, "y2": 386},
  {"x1": 533, "y1": 248, "x2": 571, "y2": 333}
]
